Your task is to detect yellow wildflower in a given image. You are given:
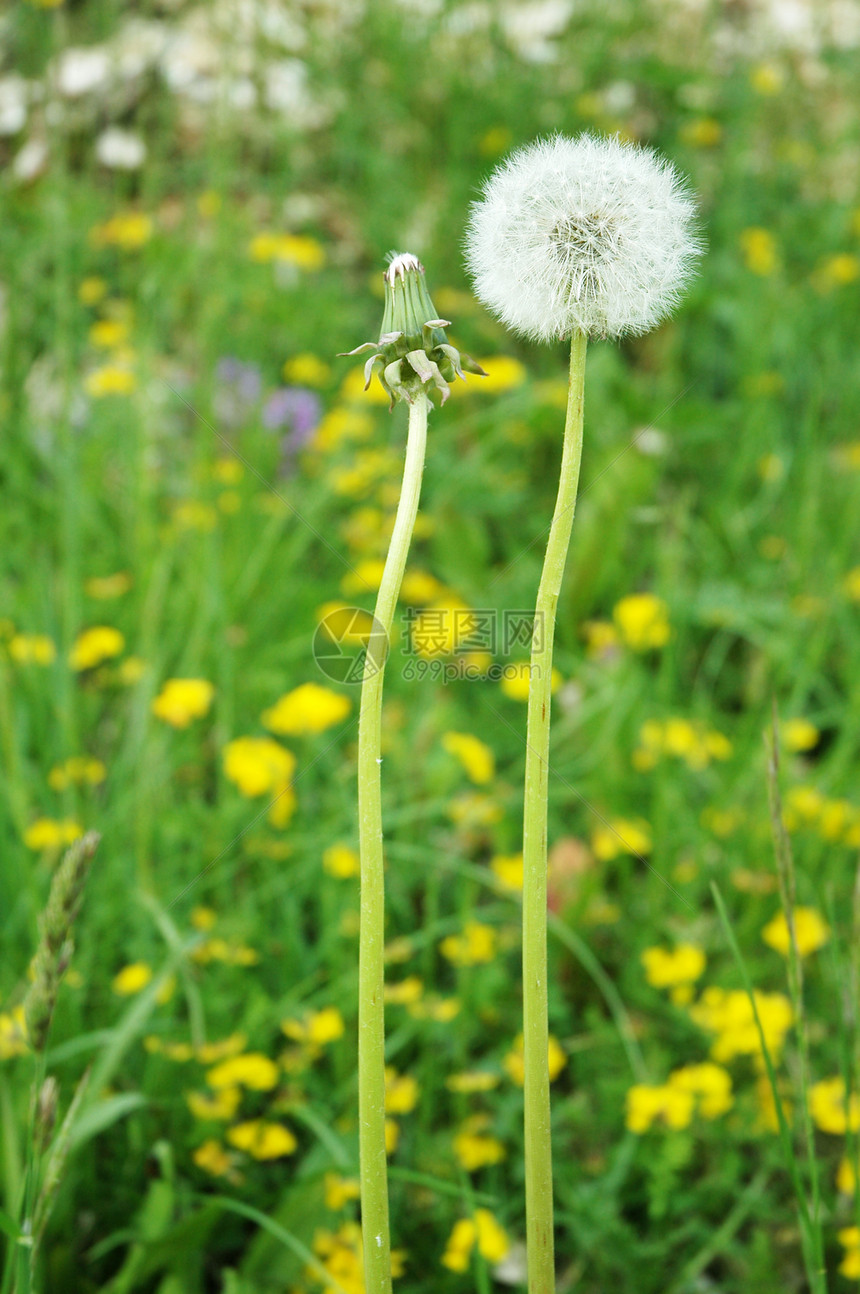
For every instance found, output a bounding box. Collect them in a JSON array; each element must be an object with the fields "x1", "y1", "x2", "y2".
[
  {"x1": 192, "y1": 1139, "x2": 232, "y2": 1176},
  {"x1": 740, "y1": 227, "x2": 779, "y2": 276},
  {"x1": 194, "y1": 1033, "x2": 247, "y2": 1064},
  {"x1": 78, "y1": 277, "x2": 107, "y2": 305},
  {"x1": 641, "y1": 944, "x2": 706, "y2": 1005},
  {"x1": 750, "y1": 62, "x2": 784, "y2": 94},
  {"x1": 90, "y1": 212, "x2": 153, "y2": 250},
  {"x1": 442, "y1": 731, "x2": 494, "y2": 785},
  {"x1": 222, "y1": 737, "x2": 295, "y2": 797},
  {"x1": 668, "y1": 1062, "x2": 733, "y2": 1119},
  {"x1": 89, "y1": 318, "x2": 129, "y2": 348},
  {"x1": 782, "y1": 718, "x2": 819, "y2": 752},
  {"x1": 410, "y1": 596, "x2": 479, "y2": 658},
  {"x1": 613, "y1": 593, "x2": 670, "y2": 650},
  {"x1": 500, "y1": 661, "x2": 562, "y2": 701},
  {"x1": 817, "y1": 254, "x2": 860, "y2": 291},
  {"x1": 262, "y1": 683, "x2": 351, "y2": 737},
  {"x1": 186, "y1": 1087, "x2": 241, "y2": 1121},
  {"x1": 0, "y1": 1008, "x2": 29, "y2": 1061},
  {"x1": 680, "y1": 118, "x2": 722, "y2": 148},
  {"x1": 690, "y1": 987, "x2": 793, "y2": 1062},
  {"x1": 442, "y1": 1210, "x2": 510, "y2": 1271},
  {"x1": 582, "y1": 619, "x2": 619, "y2": 660},
  {"x1": 70, "y1": 626, "x2": 125, "y2": 670},
  {"x1": 323, "y1": 843, "x2": 360, "y2": 879},
  {"x1": 283, "y1": 353, "x2": 331, "y2": 386},
  {"x1": 8, "y1": 634, "x2": 56, "y2": 665},
  {"x1": 400, "y1": 569, "x2": 443, "y2": 604},
  {"x1": 385, "y1": 1118, "x2": 400, "y2": 1154},
  {"x1": 152, "y1": 679, "x2": 214, "y2": 728},
  {"x1": 439, "y1": 921, "x2": 497, "y2": 967},
  {"x1": 591, "y1": 817, "x2": 652, "y2": 861},
  {"x1": 206, "y1": 1053, "x2": 279, "y2": 1092},
  {"x1": 191, "y1": 906, "x2": 217, "y2": 931},
  {"x1": 625, "y1": 1083, "x2": 694, "y2": 1133},
  {"x1": 384, "y1": 977, "x2": 424, "y2": 1006},
  {"x1": 838, "y1": 1158, "x2": 858, "y2": 1195},
  {"x1": 490, "y1": 853, "x2": 524, "y2": 891},
  {"x1": 762, "y1": 907, "x2": 830, "y2": 958},
  {"x1": 472, "y1": 355, "x2": 527, "y2": 394},
  {"x1": 839, "y1": 1227, "x2": 860, "y2": 1280},
  {"x1": 48, "y1": 756, "x2": 106, "y2": 791},
  {"x1": 809, "y1": 1077, "x2": 860, "y2": 1135},
  {"x1": 281, "y1": 1006, "x2": 345, "y2": 1047},
  {"x1": 503, "y1": 1033, "x2": 566, "y2": 1086},
  {"x1": 248, "y1": 233, "x2": 324, "y2": 270},
  {"x1": 446, "y1": 1070, "x2": 500, "y2": 1094},
  {"x1": 324, "y1": 1172, "x2": 361, "y2": 1209},
  {"x1": 112, "y1": 962, "x2": 153, "y2": 995},
  {"x1": 453, "y1": 1115, "x2": 506, "y2": 1171},
  {"x1": 23, "y1": 818, "x2": 83, "y2": 851},
  {"x1": 85, "y1": 365, "x2": 137, "y2": 397},
  {"x1": 85, "y1": 572, "x2": 132, "y2": 599},
  {"x1": 384, "y1": 1067, "x2": 419, "y2": 1115},
  {"x1": 408, "y1": 995, "x2": 461, "y2": 1023},
  {"x1": 226, "y1": 1120, "x2": 297, "y2": 1159}
]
